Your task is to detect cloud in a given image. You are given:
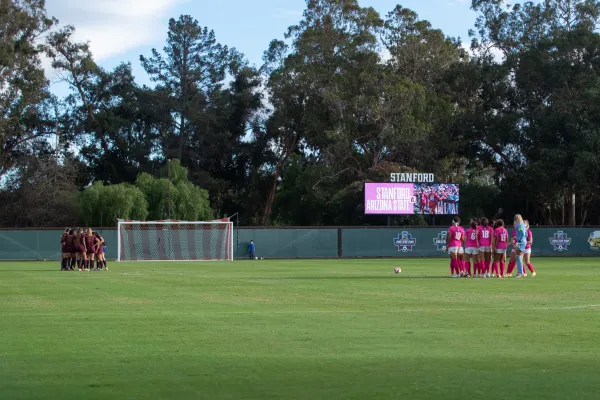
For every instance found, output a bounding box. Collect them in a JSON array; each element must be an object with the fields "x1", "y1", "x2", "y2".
[{"x1": 46, "y1": 0, "x2": 186, "y2": 62}]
